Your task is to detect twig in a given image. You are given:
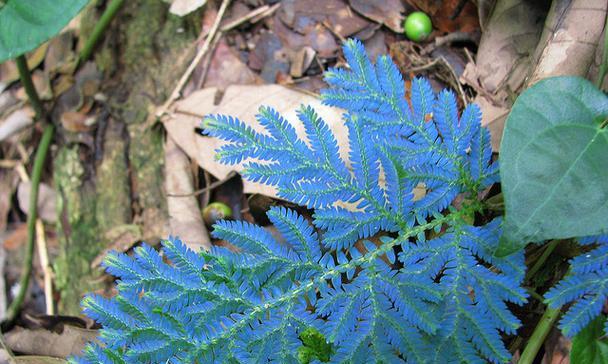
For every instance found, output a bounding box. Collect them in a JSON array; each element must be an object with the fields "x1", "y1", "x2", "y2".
[
  {"x1": 3, "y1": 124, "x2": 54, "y2": 327},
  {"x1": 35, "y1": 219, "x2": 54, "y2": 315},
  {"x1": 79, "y1": 0, "x2": 125, "y2": 64},
  {"x1": 156, "y1": 0, "x2": 231, "y2": 118},
  {"x1": 167, "y1": 170, "x2": 236, "y2": 197},
  {"x1": 194, "y1": 31, "x2": 222, "y2": 90},
  {"x1": 15, "y1": 55, "x2": 43, "y2": 119},
  {"x1": 321, "y1": 20, "x2": 346, "y2": 43},
  {"x1": 422, "y1": 31, "x2": 480, "y2": 55},
  {"x1": 220, "y1": 4, "x2": 270, "y2": 32}
]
